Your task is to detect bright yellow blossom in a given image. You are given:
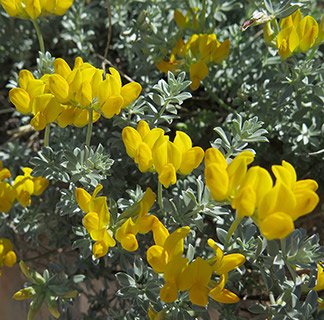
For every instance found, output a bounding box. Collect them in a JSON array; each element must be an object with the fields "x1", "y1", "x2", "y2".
[
  {"x1": 75, "y1": 184, "x2": 116, "y2": 258},
  {"x1": 205, "y1": 148, "x2": 255, "y2": 202},
  {"x1": 0, "y1": 160, "x2": 11, "y2": 181},
  {"x1": 0, "y1": 0, "x2": 74, "y2": 19},
  {"x1": 12, "y1": 167, "x2": 49, "y2": 207},
  {"x1": 313, "y1": 264, "x2": 324, "y2": 291},
  {"x1": 276, "y1": 9, "x2": 321, "y2": 59},
  {"x1": 0, "y1": 238, "x2": 17, "y2": 276}
]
